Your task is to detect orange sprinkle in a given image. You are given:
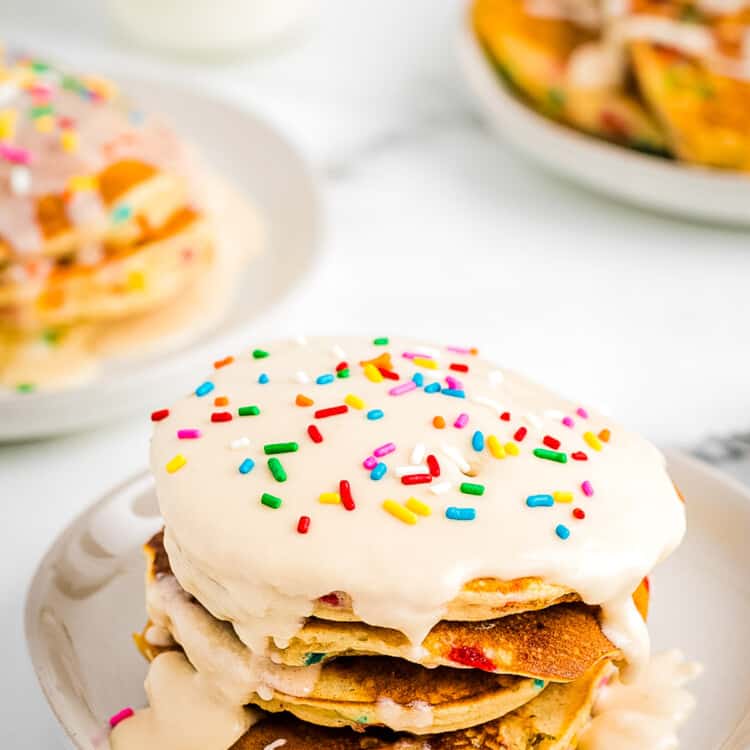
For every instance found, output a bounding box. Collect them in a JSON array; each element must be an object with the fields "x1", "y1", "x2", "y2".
[
  {"x1": 598, "y1": 428, "x2": 611, "y2": 443},
  {"x1": 214, "y1": 356, "x2": 234, "y2": 369},
  {"x1": 470, "y1": 347, "x2": 479, "y2": 355},
  {"x1": 214, "y1": 396, "x2": 229, "y2": 407},
  {"x1": 296, "y1": 394, "x2": 314, "y2": 407},
  {"x1": 433, "y1": 416, "x2": 446, "y2": 429}
]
